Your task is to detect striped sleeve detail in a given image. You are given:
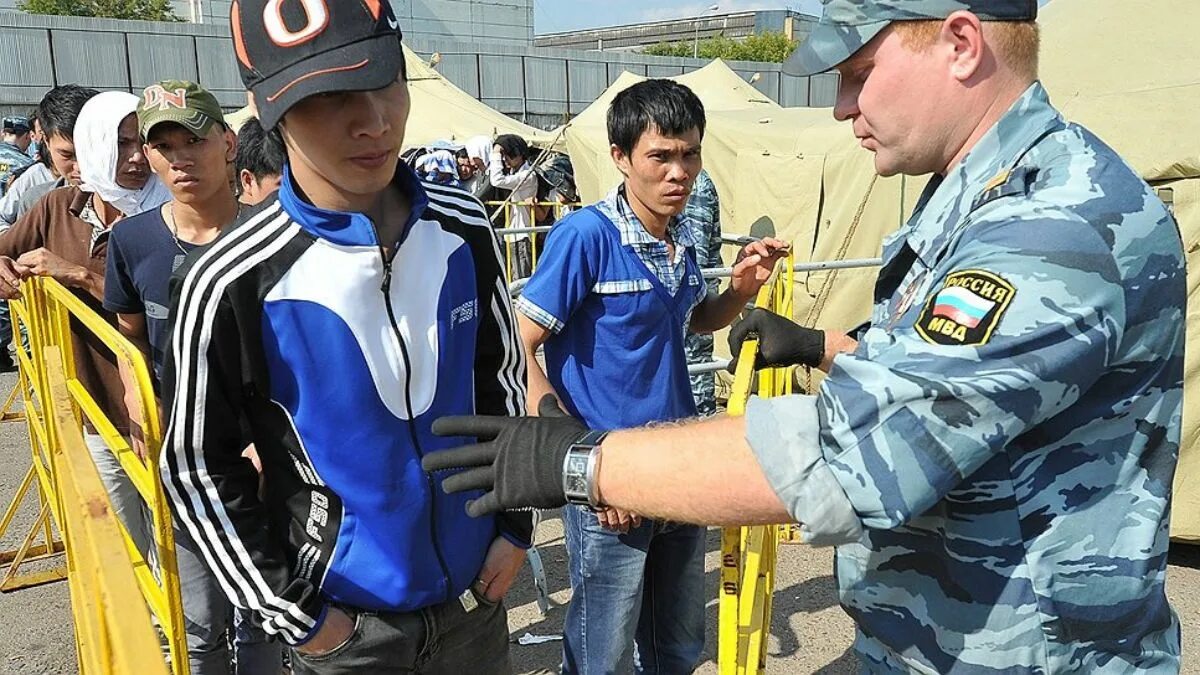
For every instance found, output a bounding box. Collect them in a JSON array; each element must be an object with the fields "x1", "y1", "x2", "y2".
[{"x1": 159, "y1": 201, "x2": 323, "y2": 644}]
